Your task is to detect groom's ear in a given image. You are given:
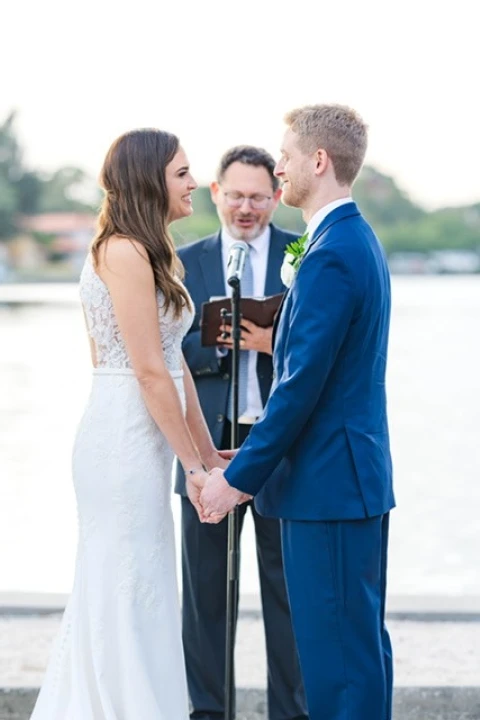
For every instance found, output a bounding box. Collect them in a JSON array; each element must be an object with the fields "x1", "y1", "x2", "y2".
[{"x1": 314, "y1": 149, "x2": 329, "y2": 176}]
